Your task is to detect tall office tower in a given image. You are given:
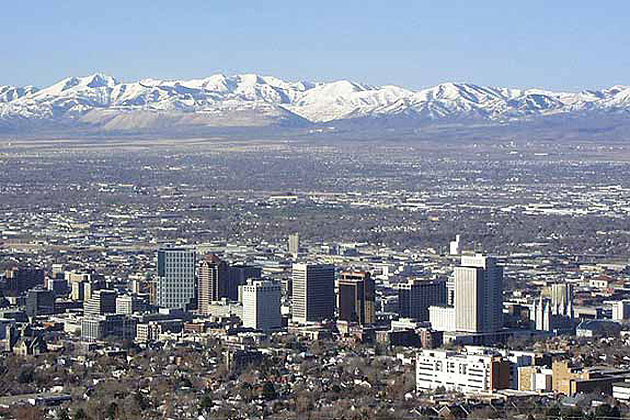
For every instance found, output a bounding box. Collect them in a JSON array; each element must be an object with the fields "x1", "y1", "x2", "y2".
[
  {"x1": 25, "y1": 289, "x2": 55, "y2": 317},
  {"x1": 227, "y1": 264, "x2": 262, "y2": 301},
  {"x1": 397, "y1": 278, "x2": 447, "y2": 321},
  {"x1": 446, "y1": 276, "x2": 455, "y2": 306},
  {"x1": 148, "y1": 279, "x2": 157, "y2": 305},
  {"x1": 71, "y1": 280, "x2": 87, "y2": 301},
  {"x1": 67, "y1": 271, "x2": 105, "y2": 302},
  {"x1": 550, "y1": 283, "x2": 574, "y2": 317},
  {"x1": 454, "y1": 254, "x2": 503, "y2": 333},
  {"x1": 3, "y1": 267, "x2": 45, "y2": 296},
  {"x1": 68, "y1": 272, "x2": 91, "y2": 301},
  {"x1": 242, "y1": 279, "x2": 282, "y2": 331},
  {"x1": 116, "y1": 294, "x2": 144, "y2": 315},
  {"x1": 198, "y1": 254, "x2": 229, "y2": 315},
  {"x1": 288, "y1": 233, "x2": 300, "y2": 259},
  {"x1": 338, "y1": 271, "x2": 375, "y2": 325},
  {"x1": 47, "y1": 278, "x2": 68, "y2": 296},
  {"x1": 156, "y1": 246, "x2": 197, "y2": 310},
  {"x1": 83, "y1": 283, "x2": 98, "y2": 302},
  {"x1": 292, "y1": 263, "x2": 335, "y2": 323},
  {"x1": 84, "y1": 290, "x2": 117, "y2": 316},
  {"x1": 449, "y1": 235, "x2": 461, "y2": 255},
  {"x1": 51, "y1": 264, "x2": 65, "y2": 279}
]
